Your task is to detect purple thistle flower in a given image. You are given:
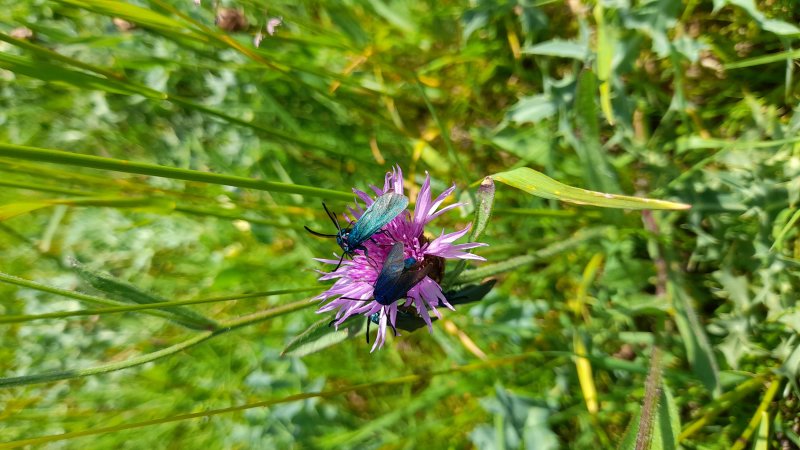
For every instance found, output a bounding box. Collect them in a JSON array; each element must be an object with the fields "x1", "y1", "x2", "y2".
[{"x1": 313, "y1": 166, "x2": 487, "y2": 351}]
